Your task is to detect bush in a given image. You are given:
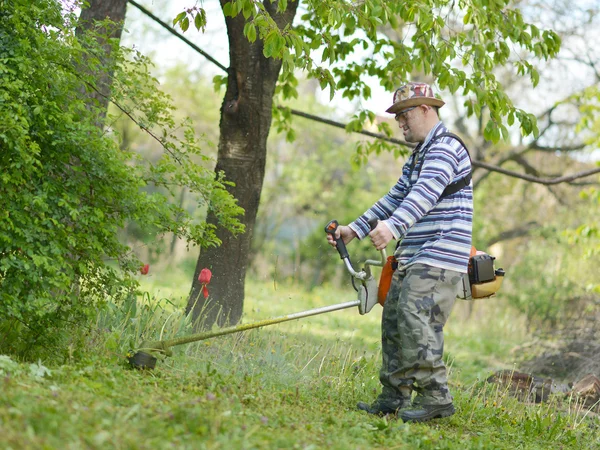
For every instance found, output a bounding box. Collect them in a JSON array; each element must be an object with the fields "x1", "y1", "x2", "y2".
[{"x1": 0, "y1": 0, "x2": 243, "y2": 358}]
